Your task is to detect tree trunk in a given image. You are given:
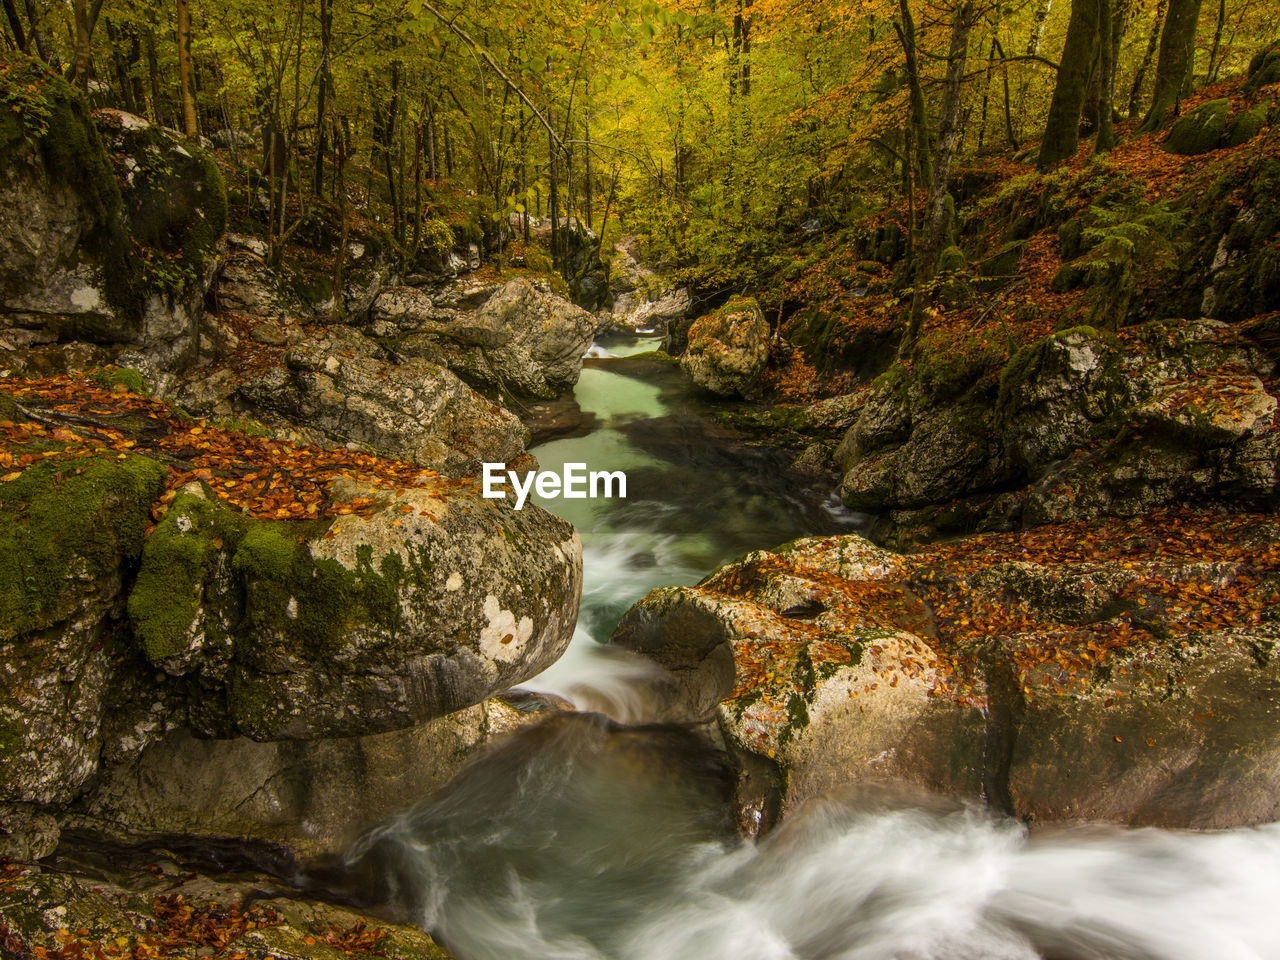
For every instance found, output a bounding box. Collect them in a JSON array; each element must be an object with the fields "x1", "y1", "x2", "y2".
[
  {"x1": 176, "y1": 0, "x2": 198, "y2": 136},
  {"x1": 21, "y1": 0, "x2": 50, "y2": 64},
  {"x1": 313, "y1": 0, "x2": 332, "y2": 197},
  {"x1": 70, "y1": 0, "x2": 91, "y2": 89},
  {"x1": 2, "y1": 0, "x2": 27, "y2": 53},
  {"x1": 1038, "y1": 0, "x2": 1100, "y2": 169},
  {"x1": 1206, "y1": 0, "x2": 1226, "y2": 81},
  {"x1": 105, "y1": 20, "x2": 137, "y2": 112},
  {"x1": 1139, "y1": 0, "x2": 1205, "y2": 131},
  {"x1": 895, "y1": 0, "x2": 932, "y2": 185},
  {"x1": 1095, "y1": 0, "x2": 1116, "y2": 152},
  {"x1": 902, "y1": 0, "x2": 978, "y2": 356},
  {"x1": 548, "y1": 123, "x2": 560, "y2": 267},
  {"x1": 1128, "y1": 0, "x2": 1166, "y2": 116}
]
